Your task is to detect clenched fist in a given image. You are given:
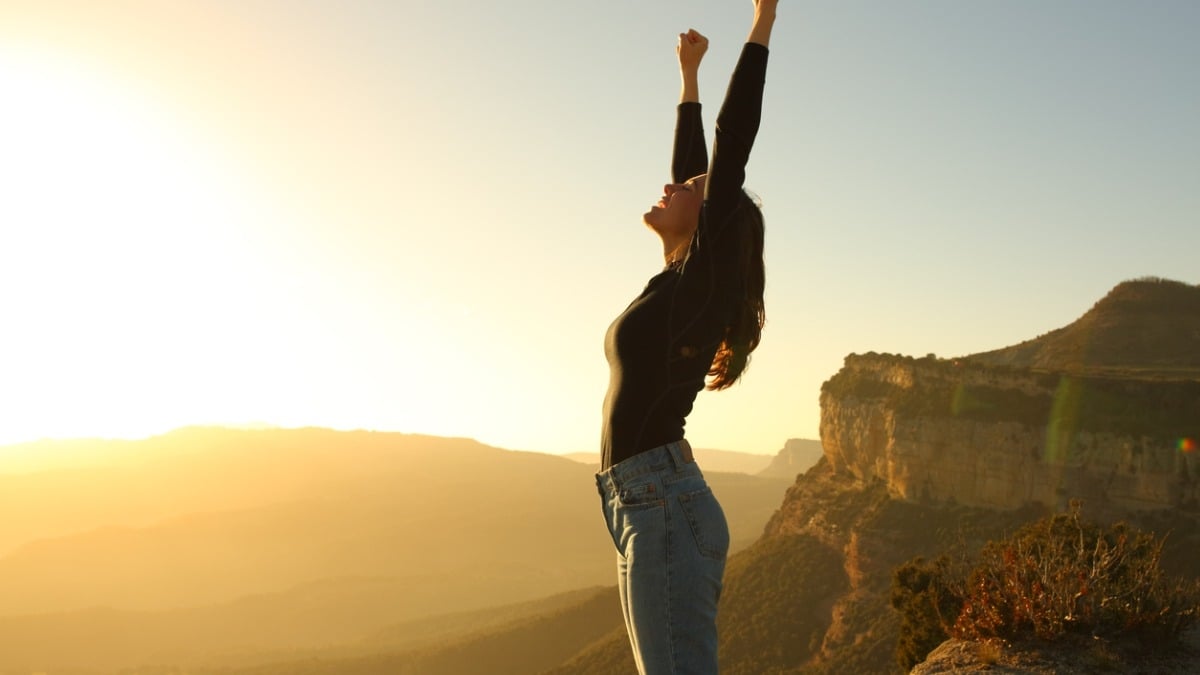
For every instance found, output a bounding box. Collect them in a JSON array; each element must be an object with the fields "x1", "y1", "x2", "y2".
[{"x1": 677, "y1": 29, "x2": 709, "y2": 72}]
